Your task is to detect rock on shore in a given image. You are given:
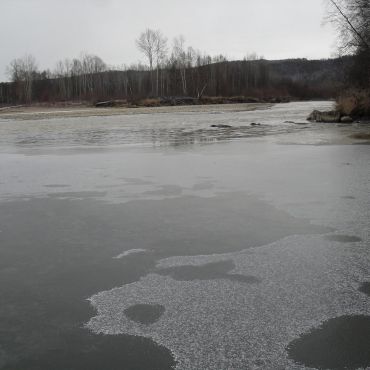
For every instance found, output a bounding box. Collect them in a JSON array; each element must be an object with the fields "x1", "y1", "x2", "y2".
[
  {"x1": 307, "y1": 110, "x2": 353, "y2": 123},
  {"x1": 307, "y1": 110, "x2": 340, "y2": 123}
]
